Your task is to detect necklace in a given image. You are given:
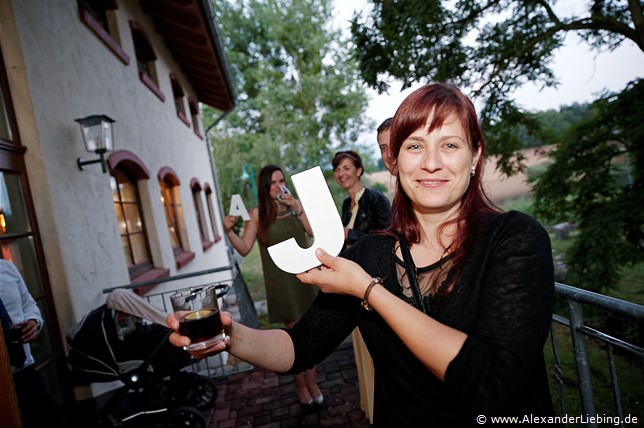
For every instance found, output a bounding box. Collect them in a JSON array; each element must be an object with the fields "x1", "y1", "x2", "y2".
[{"x1": 276, "y1": 204, "x2": 292, "y2": 218}]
